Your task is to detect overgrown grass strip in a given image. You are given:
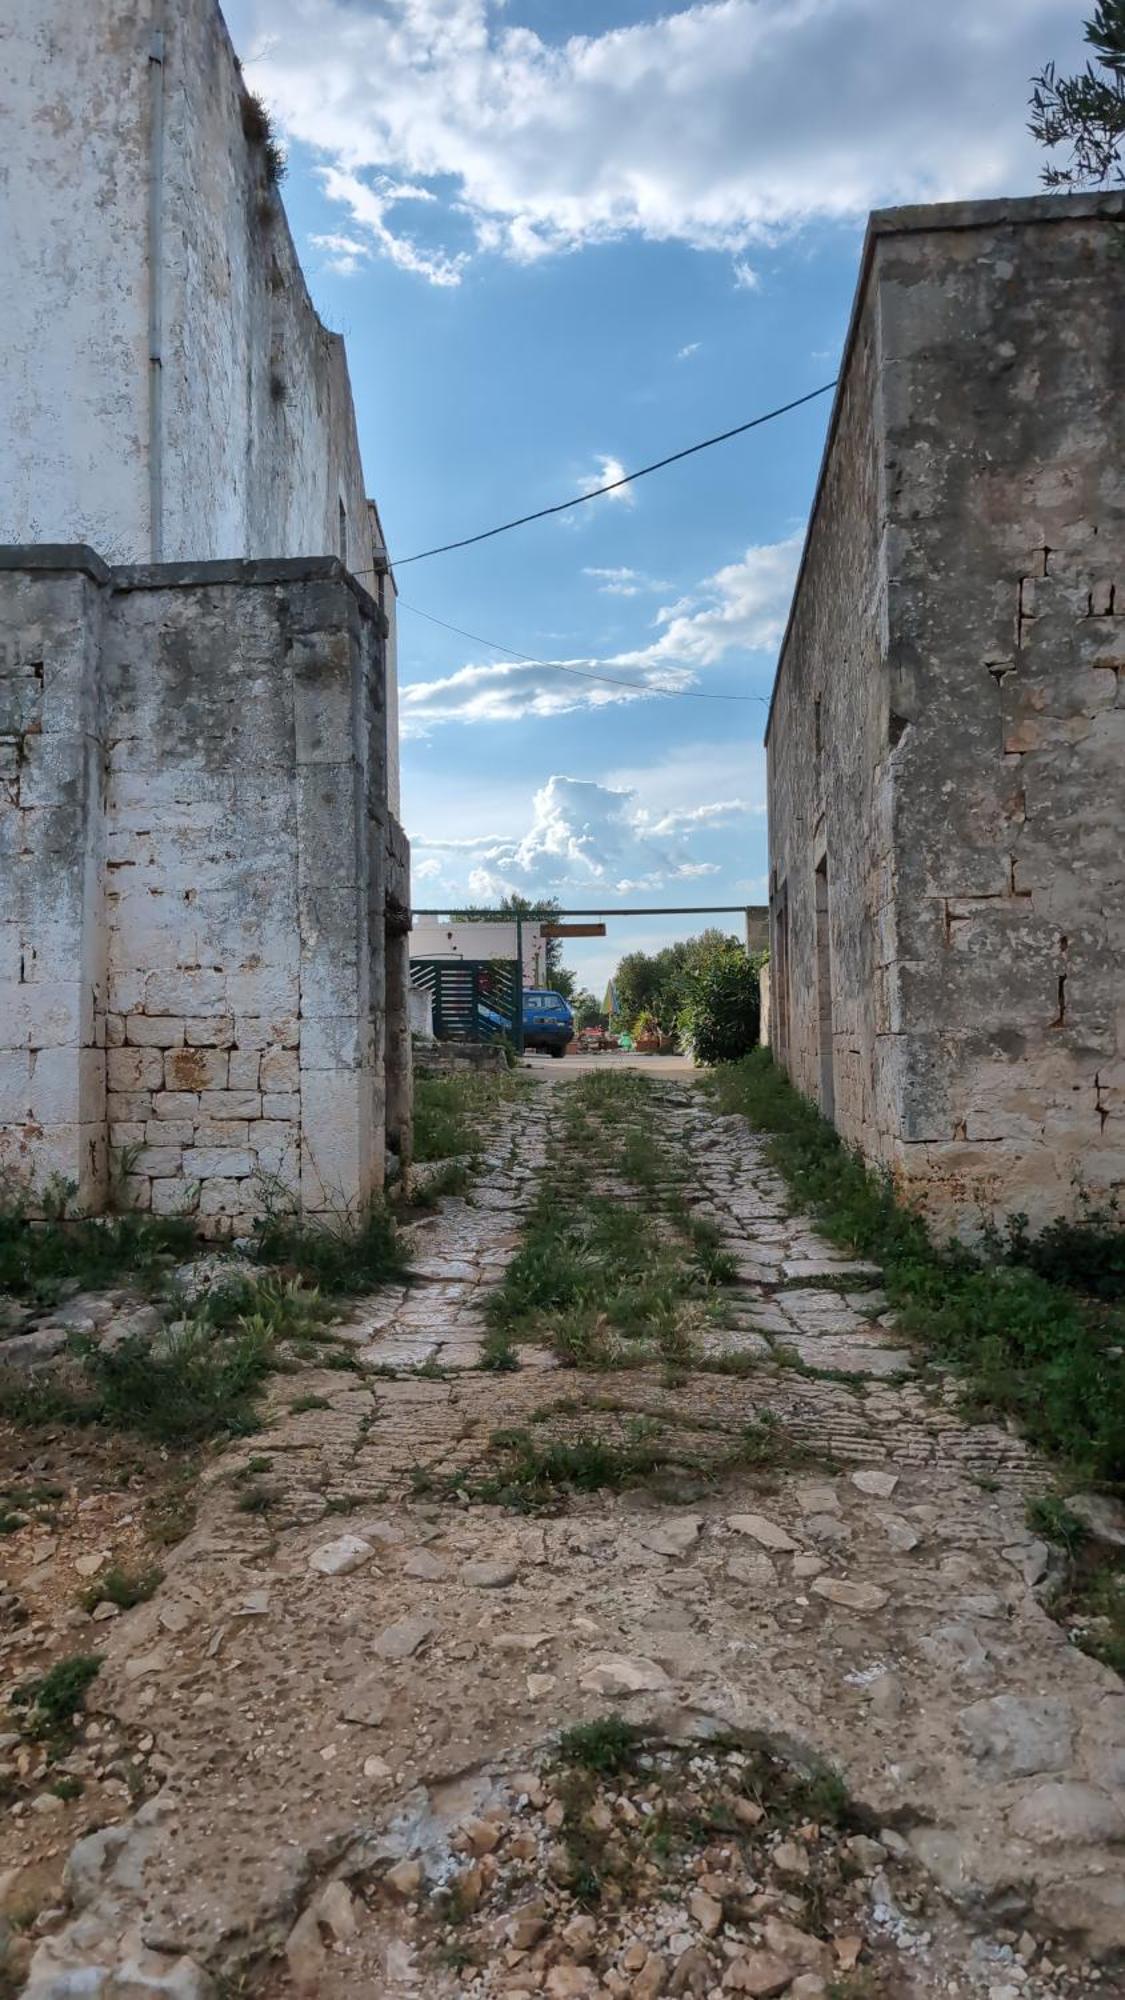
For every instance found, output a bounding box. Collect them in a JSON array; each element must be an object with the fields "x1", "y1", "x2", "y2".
[
  {"x1": 713, "y1": 1050, "x2": 1124, "y2": 1487},
  {"x1": 484, "y1": 1071, "x2": 732, "y2": 1371}
]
